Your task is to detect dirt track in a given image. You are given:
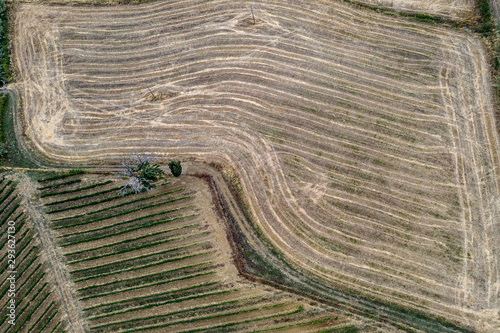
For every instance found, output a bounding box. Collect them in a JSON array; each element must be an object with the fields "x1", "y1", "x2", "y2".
[
  {"x1": 10, "y1": 0, "x2": 500, "y2": 331},
  {"x1": 15, "y1": 173, "x2": 88, "y2": 332}
]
